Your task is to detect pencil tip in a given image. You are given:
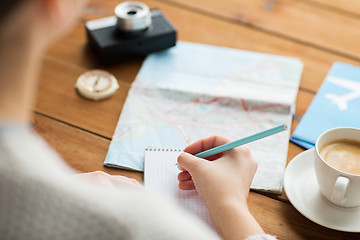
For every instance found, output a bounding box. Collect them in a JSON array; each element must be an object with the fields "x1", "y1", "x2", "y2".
[{"x1": 284, "y1": 124, "x2": 288, "y2": 130}]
